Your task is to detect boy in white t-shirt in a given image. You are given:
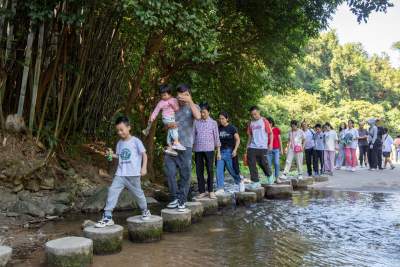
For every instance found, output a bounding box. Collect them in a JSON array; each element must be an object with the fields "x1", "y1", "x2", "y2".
[
  {"x1": 95, "y1": 116, "x2": 150, "y2": 228},
  {"x1": 382, "y1": 128, "x2": 395, "y2": 170}
]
